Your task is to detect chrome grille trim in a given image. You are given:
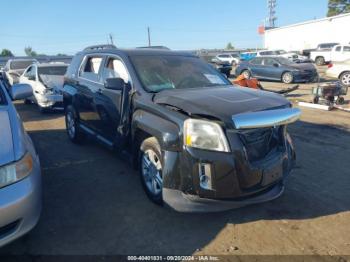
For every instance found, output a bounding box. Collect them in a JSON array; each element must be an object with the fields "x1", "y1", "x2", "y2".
[{"x1": 232, "y1": 108, "x2": 301, "y2": 129}]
